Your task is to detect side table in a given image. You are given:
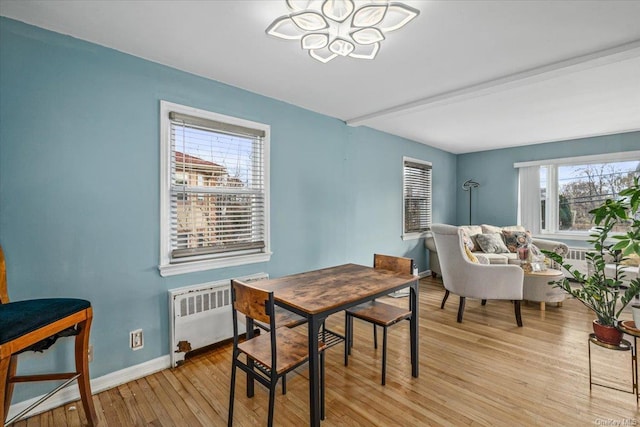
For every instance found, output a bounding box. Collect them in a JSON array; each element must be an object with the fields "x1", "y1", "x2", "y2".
[
  {"x1": 522, "y1": 268, "x2": 565, "y2": 311},
  {"x1": 588, "y1": 330, "x2": 636, "y2": 400}
]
